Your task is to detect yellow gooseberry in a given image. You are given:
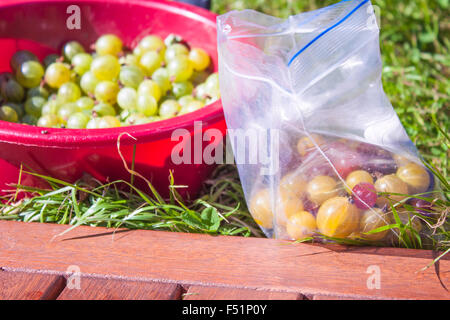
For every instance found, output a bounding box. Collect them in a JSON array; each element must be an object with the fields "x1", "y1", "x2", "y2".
[
  {"x1": 374, "y1": 174, "x2": 409, "y2": 207},
  {"x1": 316, "y1": 196, "x2": 360, "y2": 238},
  {"x1": 249, "y1": 189, "x2": 273, "y2": 229},
  {"x1": 396, "y1": 163, "x2": 430, "y2": 194},
  {"x1": 345, "y1": 170, "x2": 373, "y2": 194},
  {"x1": 307, "y1": 175, "x2": 339, "y2": 205},
  {"x1": 286, "y1": 211, "x2": 317, "y2": 240}
]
